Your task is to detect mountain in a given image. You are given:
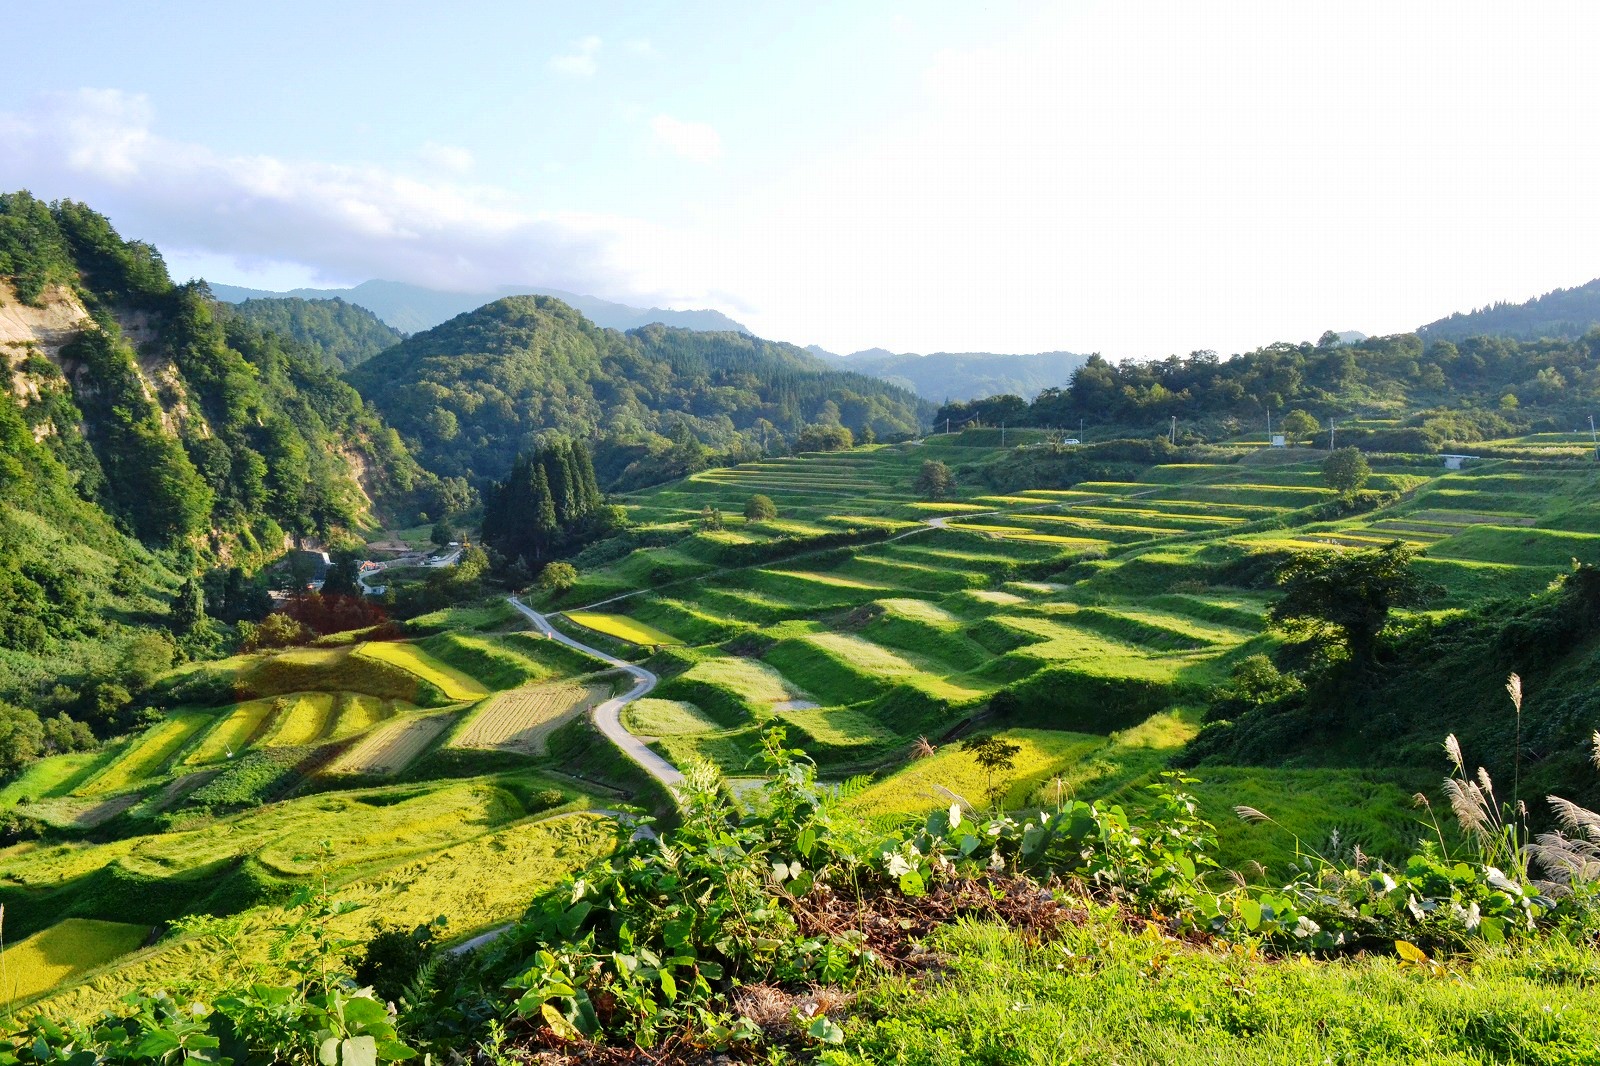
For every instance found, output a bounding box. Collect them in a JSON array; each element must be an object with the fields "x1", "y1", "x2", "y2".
[
  {"x1": 805, "y1": 345, "x2": 1091, "y2": 402},
  {"x1": 0, "y1": 193, "x2": 452, "y2": 557},
  {"x1": 210, "y1": 279, "x2": 749, "y2": 336},
  {"x1": 1418, "y1": 277, "x2": 1600, "y2": 342},
  {"x1": 347, "y1": 296, "x2": 929, "y2": 489},
  {"x1": 218, "y1": 296, "x2": 403, "y2": 369}
]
